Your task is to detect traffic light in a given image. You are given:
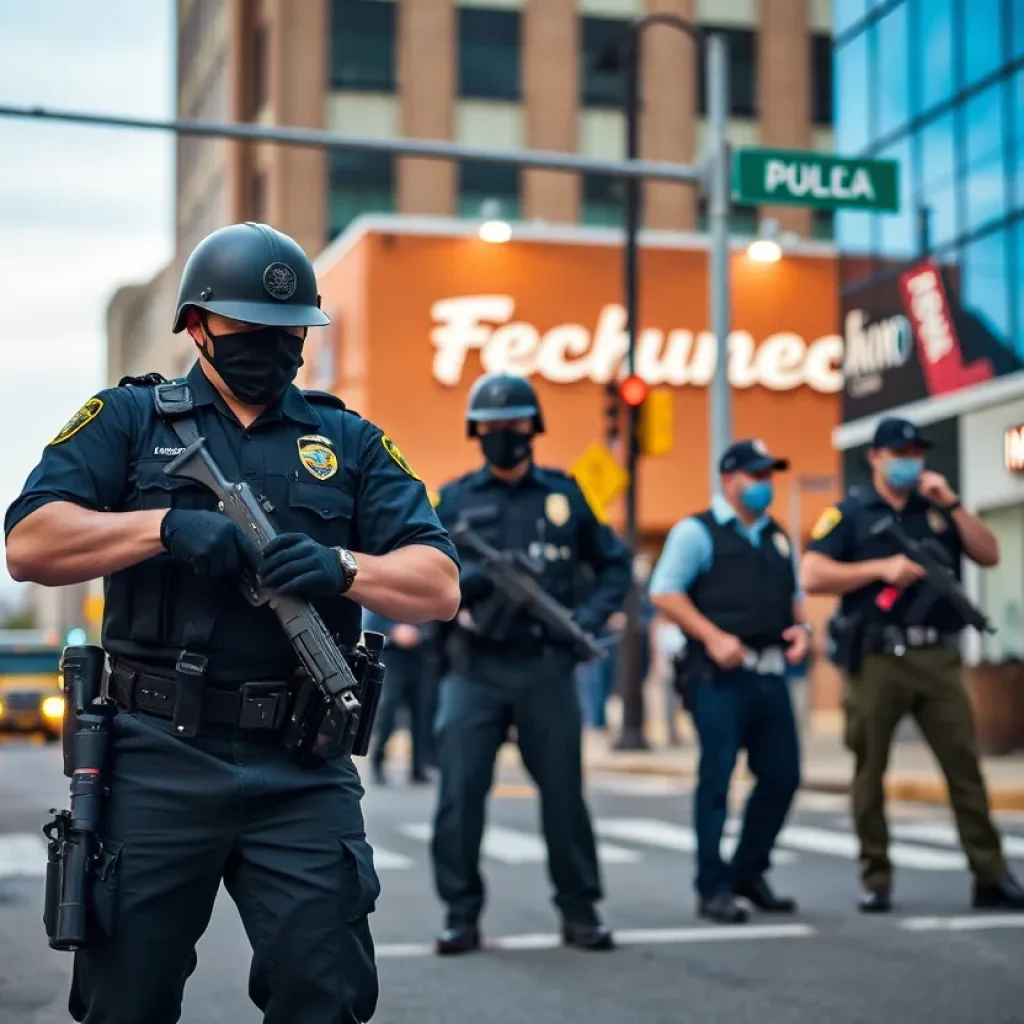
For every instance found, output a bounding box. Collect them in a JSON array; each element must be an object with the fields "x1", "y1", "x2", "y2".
[
  {"x1": 603, "y1": 380, "x2": 620, "y2": 446},
  {"x1": 639, "y1": 388, "x2": 674, "y2": 456},
  {"x1": 619, "y1": 374, "x2": 649, "y2": 407}
]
